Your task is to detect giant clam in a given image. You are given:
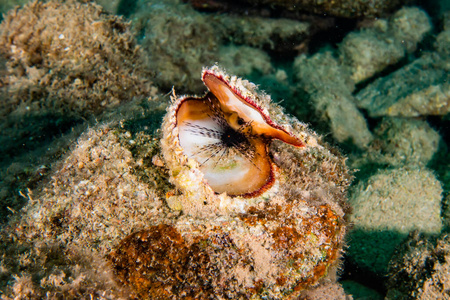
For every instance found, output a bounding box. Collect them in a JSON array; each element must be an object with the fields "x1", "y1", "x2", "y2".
[{"x1": 111, "y1": 65, "x2": 351, "y2": 298}]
